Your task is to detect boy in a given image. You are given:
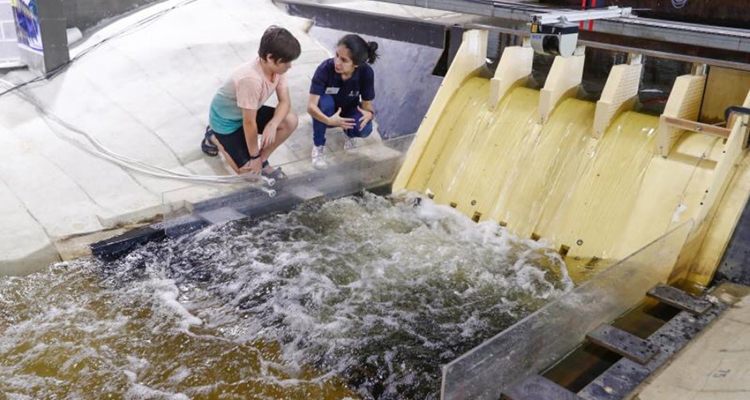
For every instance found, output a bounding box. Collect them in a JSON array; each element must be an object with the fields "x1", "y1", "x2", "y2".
[{"x1": 202, "y1": 26, "x2": 300, "y2": 178}]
